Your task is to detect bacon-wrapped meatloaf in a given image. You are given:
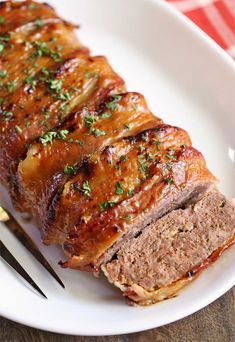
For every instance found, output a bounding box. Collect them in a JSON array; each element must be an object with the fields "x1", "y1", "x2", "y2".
[{"x1": 0, "y1": 1, "x2": 234, "y2": 305}]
